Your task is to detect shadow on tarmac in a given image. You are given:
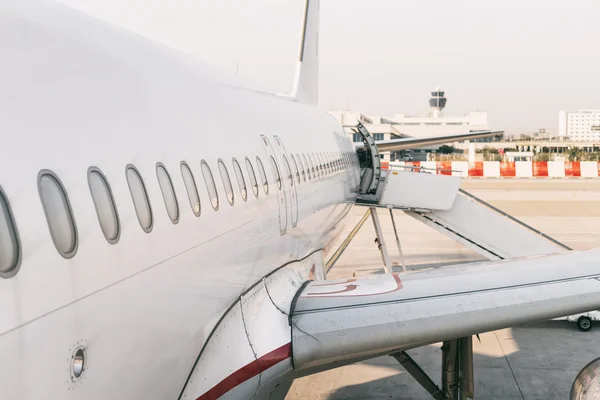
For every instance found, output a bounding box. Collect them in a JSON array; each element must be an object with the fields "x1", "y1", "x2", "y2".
[{"x1": 306, "y1": 321, "x2": 600, "y2": 400}]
